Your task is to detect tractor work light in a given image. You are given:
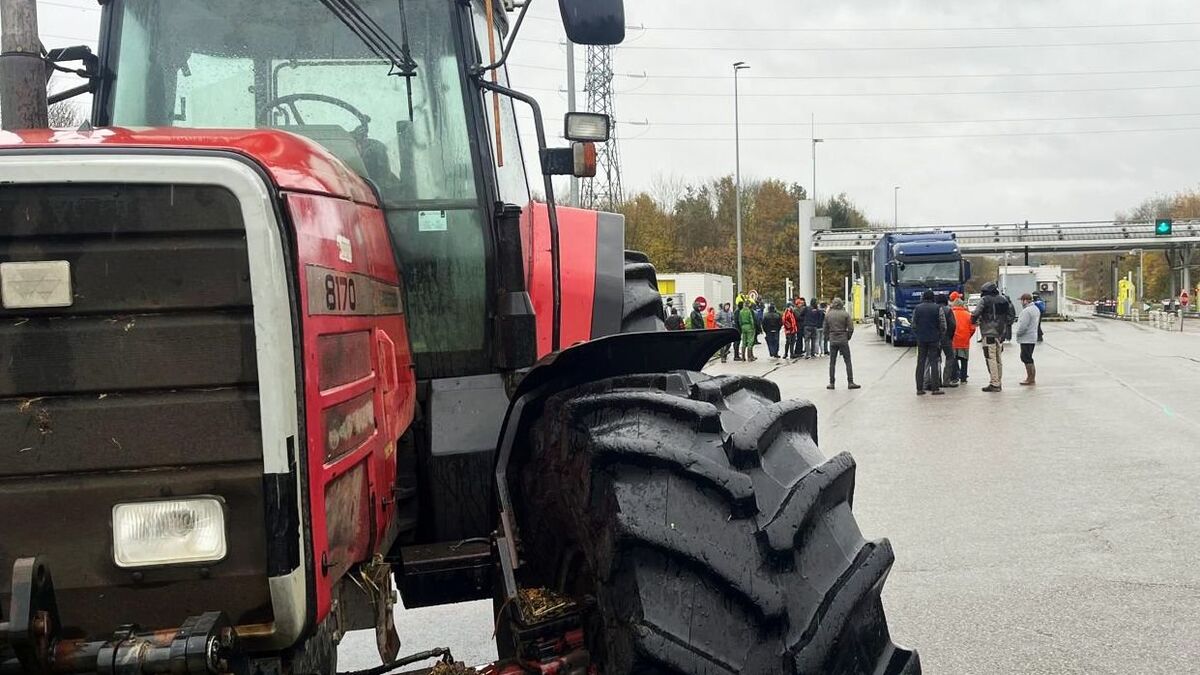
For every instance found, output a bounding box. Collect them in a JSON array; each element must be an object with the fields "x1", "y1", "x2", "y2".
[
  {"x1": 112, "y1": 497, "x2": 227, "y2": 568},
  {"x1": 564, "y1": 112, "x2": 611, "y2": 142}
]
